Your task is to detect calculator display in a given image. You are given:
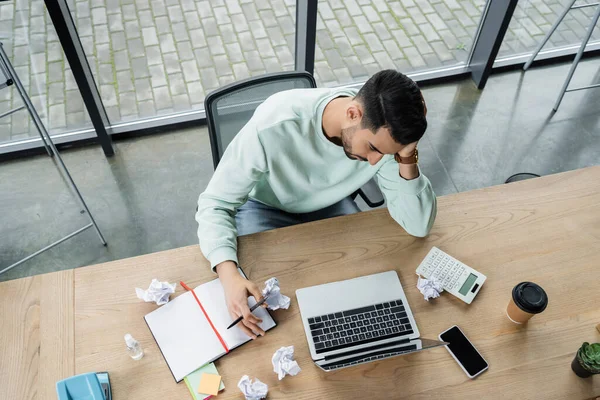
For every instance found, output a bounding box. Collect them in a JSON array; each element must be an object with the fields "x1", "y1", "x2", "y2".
[{"x1": 458, "y1": 273, "x2": 478, "y2": 295}]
